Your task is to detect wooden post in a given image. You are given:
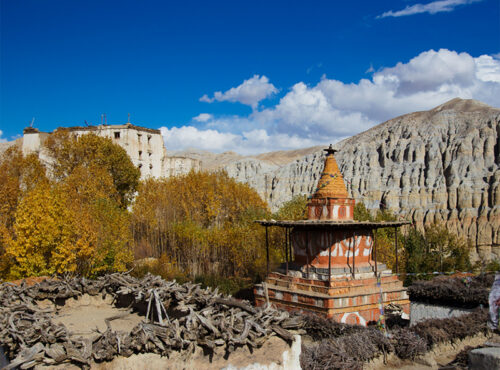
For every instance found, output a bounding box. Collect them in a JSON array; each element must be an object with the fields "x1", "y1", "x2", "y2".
[
  {"x1": 265, "y1": 226, "x2": 269, "y2": 276},
  {"x1": 328, "y1": 230, "x2": 332, "y2": 287},
  {"x1": 285, "y1": 227, "x2": 289, "y2": 275},
  {"x1": 373, "y1": 231, "x2": 378, "y2": 277},
  {"x1": 352, "y1": 232, "x2": 356, "y2": 279},
  {"x1": 394, "y1": 226, "x2": 399, "y2": 275},
  {"x1": 306, "y1": 230, "x2": 309, "y2": 278}
]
